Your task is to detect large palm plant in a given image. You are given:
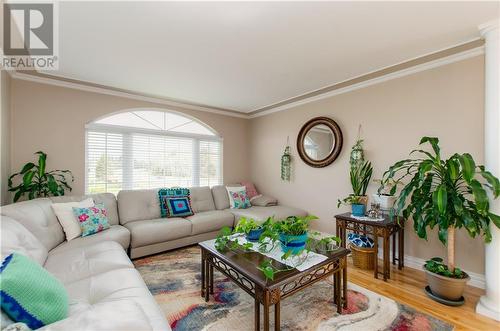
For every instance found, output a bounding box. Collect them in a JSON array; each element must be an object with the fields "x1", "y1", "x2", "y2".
[{"x1": 380, "y1": 137, "x2": 500, "y2": 275}]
